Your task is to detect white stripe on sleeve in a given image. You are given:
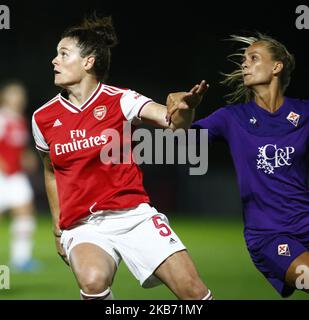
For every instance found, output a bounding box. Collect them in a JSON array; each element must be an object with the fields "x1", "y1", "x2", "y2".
[
  {"x1": 120, "y1": 90, "x2": 152, "y2": 121},
  {"x1": 32, "y1": 115, "x2": 50, "y2": 152}
]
